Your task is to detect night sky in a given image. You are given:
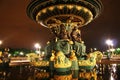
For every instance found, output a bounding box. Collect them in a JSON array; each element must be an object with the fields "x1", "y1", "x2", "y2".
[{"x1": 0, "y1": 0, "x2": 120, "y2": 51}]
